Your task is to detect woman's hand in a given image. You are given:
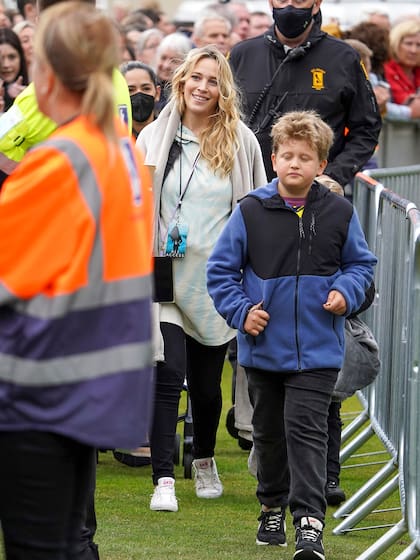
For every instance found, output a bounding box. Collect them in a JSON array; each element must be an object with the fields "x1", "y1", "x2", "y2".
[
  {"x1": 244, "y1": 301, "x2": 270, "y2": 336},
  {"x1": 6, "y1": 76, "x2": 26, "y2": 100},
  {"x1": 373, "y1": 84, "x2": 390, "y2": 113},
  {"x1": 408, "y1": 97, "x2": 420, "y2": 119}
]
